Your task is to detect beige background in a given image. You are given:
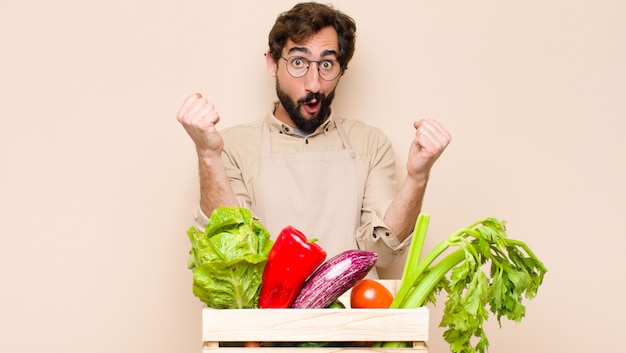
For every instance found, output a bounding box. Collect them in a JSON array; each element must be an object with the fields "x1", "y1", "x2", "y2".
[{"x1": 1, "y1": 0, "x2": 625, "y2": 352}]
